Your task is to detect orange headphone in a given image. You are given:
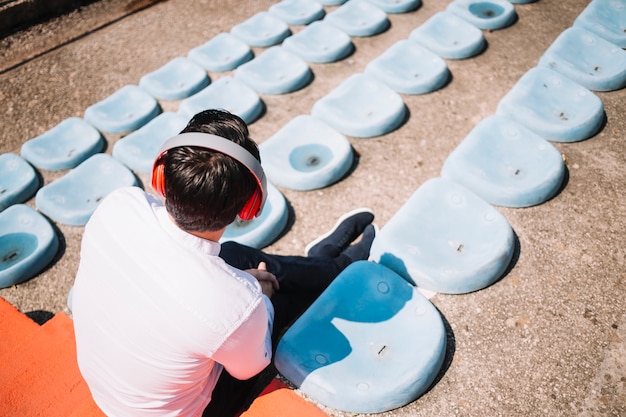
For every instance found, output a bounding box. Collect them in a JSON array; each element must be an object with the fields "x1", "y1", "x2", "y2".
[{"x1": 151, "y1": 132, "x2": 267, "y2": 221}]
